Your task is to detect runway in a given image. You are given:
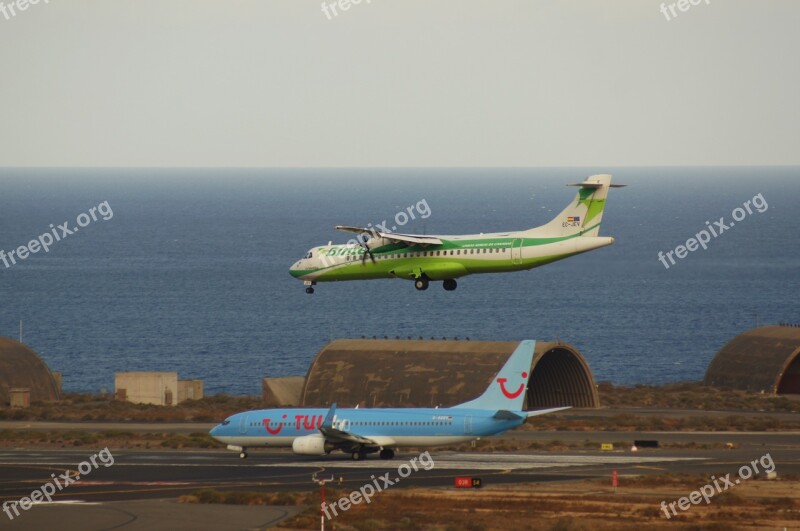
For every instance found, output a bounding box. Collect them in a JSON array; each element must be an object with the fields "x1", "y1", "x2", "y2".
[
  {"x1": 2, "y1": 444, "x2": 799, "y2": 529},
  {"x1": 1, "y1": 446, "x2": 798, "y2": 504}
]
